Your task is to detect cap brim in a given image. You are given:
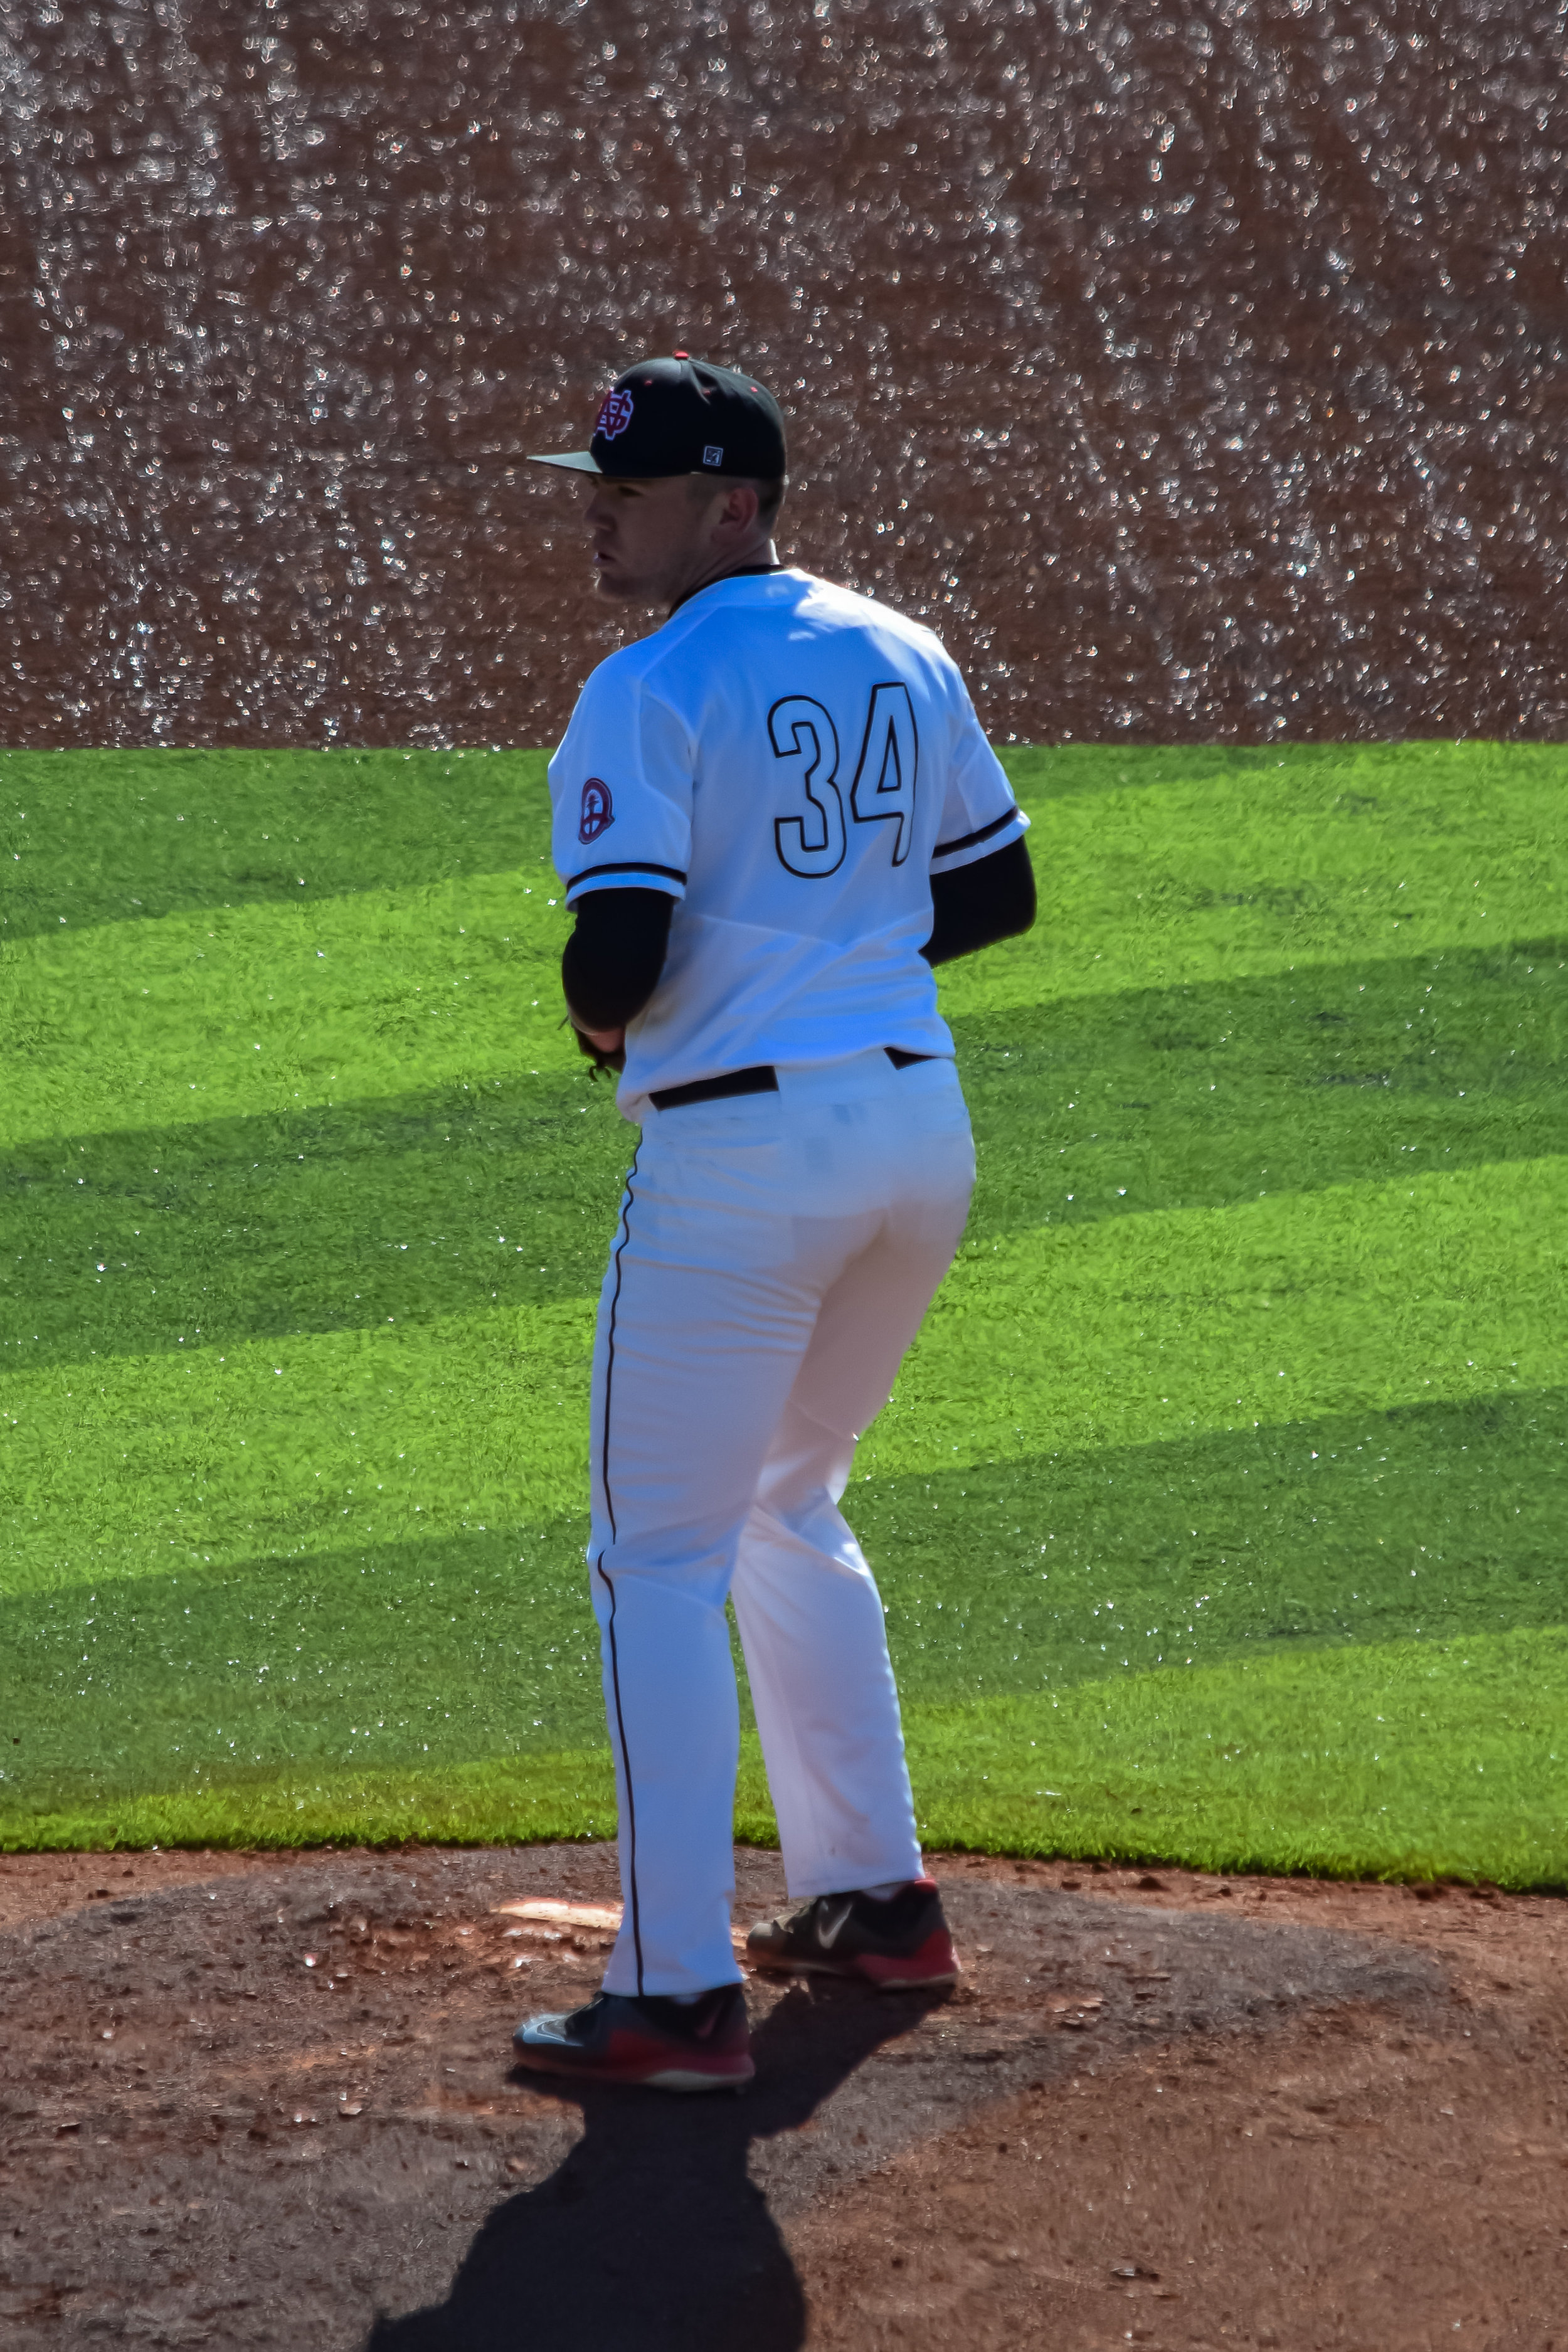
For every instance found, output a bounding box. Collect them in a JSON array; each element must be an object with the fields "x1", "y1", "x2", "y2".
[{"x1": 526, "y1": 449, "x2": 604, "y2": 473}]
